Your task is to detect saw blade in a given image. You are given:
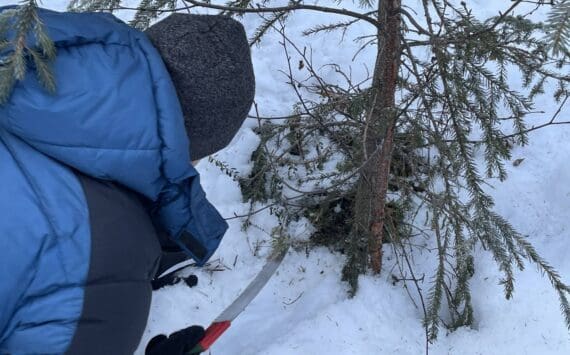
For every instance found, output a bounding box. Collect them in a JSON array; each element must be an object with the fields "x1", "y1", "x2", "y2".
[
  {"x1": 215, "y1": 245, "x2": 289, "y2": 322},
  {"x1": 189, "y1": 245, "x2": 289, "y2": 354}
]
